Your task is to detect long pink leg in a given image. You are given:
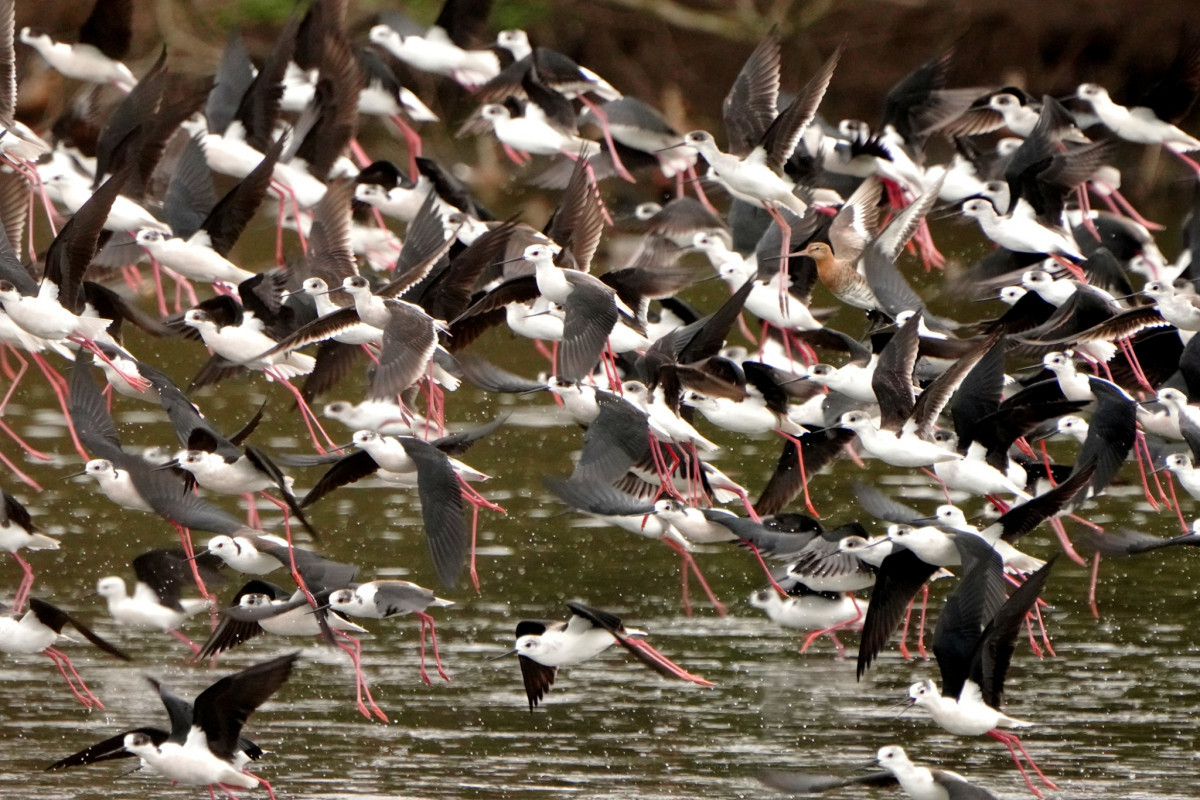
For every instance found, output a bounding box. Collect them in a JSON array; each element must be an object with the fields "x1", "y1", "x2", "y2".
[
  {"x1": 388, "y1": 114, "x2": 424, "y2": 178},
  {"x1": 1076, "y1": 185, "x2": 1104, "y2": 242},
  {"x1": 677, "y1": 551, "x2": 692, "y2": 616},
  {"x1": 216, "y1": 783, "x2": 243, "y2": 800},
  {"x1": 169, "y1": 627, "x2": 202, "y2": 655},
  {"x1": 334, "y1": 630, "x2": 387, "y2": 721},
  {"x1": 7, "y1": 155, "x2": 57, "y2": 246},
  {"x1": 1166, "y1": 474, "x2": 1190, "y2": 533},
  {"x1": 0, "y1": 445, "x2": 41, "y2": 490},
  {"x1": 916, "y1": 582, "x2": 930, "y2": 659},
  {"x1": 1032, "y1": 599, "x2": 1055, "y2": 657},
  {"x1": 171, "y1": 522, "x2": 218, "y2": 629},
  {"x1": 348, "y1": 137, "x2": 372, "y2": 169},
  {"x1": 172, "y1": 271, "x2": 200, "y2": 312},
  {"x1": 270, "y1": 180, "x2": 309, "y2": 261},
  {"x1": 621, "y1": 636, "x2": 714, "y2": 686},
  {"x1": 414, "y1": 610, "x2": 450, "y2": 683},
  {"x1": 577, "y1": 96, "x2": 635, "y2": 183},
  {"x1": 735, "y1": 487, "x2": 762, "y2": 523},
  {"x1": 1024, "y1": 613, "x2": 1044, "y2": 659},
  {"x1": 0, "y1": 416, "x2": 50, "y2": 461},
  {"x1": 648, "y1": 439, "x2": 682, "y2": 500},
  {"x1": 665, "y1": 537, "x2": 727, "y2": 616},
  {"x1": 800, "y1": 596, "x2": 862, "y2": 655},
  {"x1": 243, "y1": 493, "x2": 261, "y2": 528},
  {"x1": 245, "y1": 773, "x2": 278, "y2": 800},
  {"x1": 1169, "y1": 148, "x2": 1200, "y2": 178},
  {"x1": 1134, "y1": 430, "x2": 1171, "y2": 508},
  {"x1": 149, "y1": 257, "x2": 169, "y2": 317},
  {"x1": 897, "y1": 597, "x2": 914, "y2": 660},
  {"x1": 993, "y1": 730, "x2": 1058, "y2": 792},
  {"x1": 760, "y1": 204, "x2": 793, "y2": 315},
  {"x1": 30, "y1": 352, "x2": 87, "y2": 461},
  {"x1": 776, "y1": 431, "x2": 821, "y2": 518},
  {"x1": 1118, "y1": 338, "x2": 1156, "y2": 396},
  {"x1": 1006, "y1": 732, "x2": 1058, "y2": 790},
  {"x1": 260, "y1": 500, "x2": 319, "y2": 610},
  {"x1": 0, "y1": 345, "x2": 28, "y2": 410},
  {"x1": 501, "y1": 143, "x2": 530, "y2": 165},
  {"x1": 259, "y1": 492, "x2": 300, "y2": 542},
  {"x1": 44, "y1": 647, "x2": 103, "y2": 709},
  {"x1": 684, "y1": 164, "x2": 719, "y2": 214},
  {"x1": 265, "y1": 369, "x2": 338, "y2": 453},
  {"x1": 743, "y1": 543, "x2": 790, "y2": 596},
  {"x1": 1049, "y1": 517, "x2": 1087, "y2": 566},
  {"x1": 10, "y1": 551, "x2": 36, "y2": 610},
  {"x1": 988, "y1": 730, "x2": 1044, "y2": 798},
  {"x1": 1089, "y1": 552, "x2": 1102, "y2": 619},
  {"x1": 457, "y1": 474, "x2": 506, "y2": 593},
  {"x1": 70, "y1": 338, "x2": 151, "y2": 393}
]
